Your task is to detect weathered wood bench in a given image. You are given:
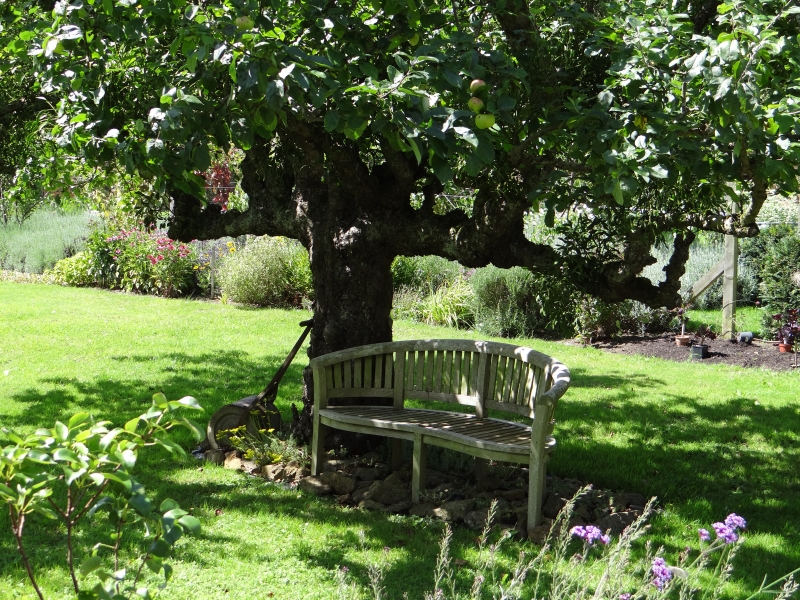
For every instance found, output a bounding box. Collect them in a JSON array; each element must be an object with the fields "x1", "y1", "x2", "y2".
[{"x1": 309, "y1": 339, "x2": 570, "y2": 530}]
